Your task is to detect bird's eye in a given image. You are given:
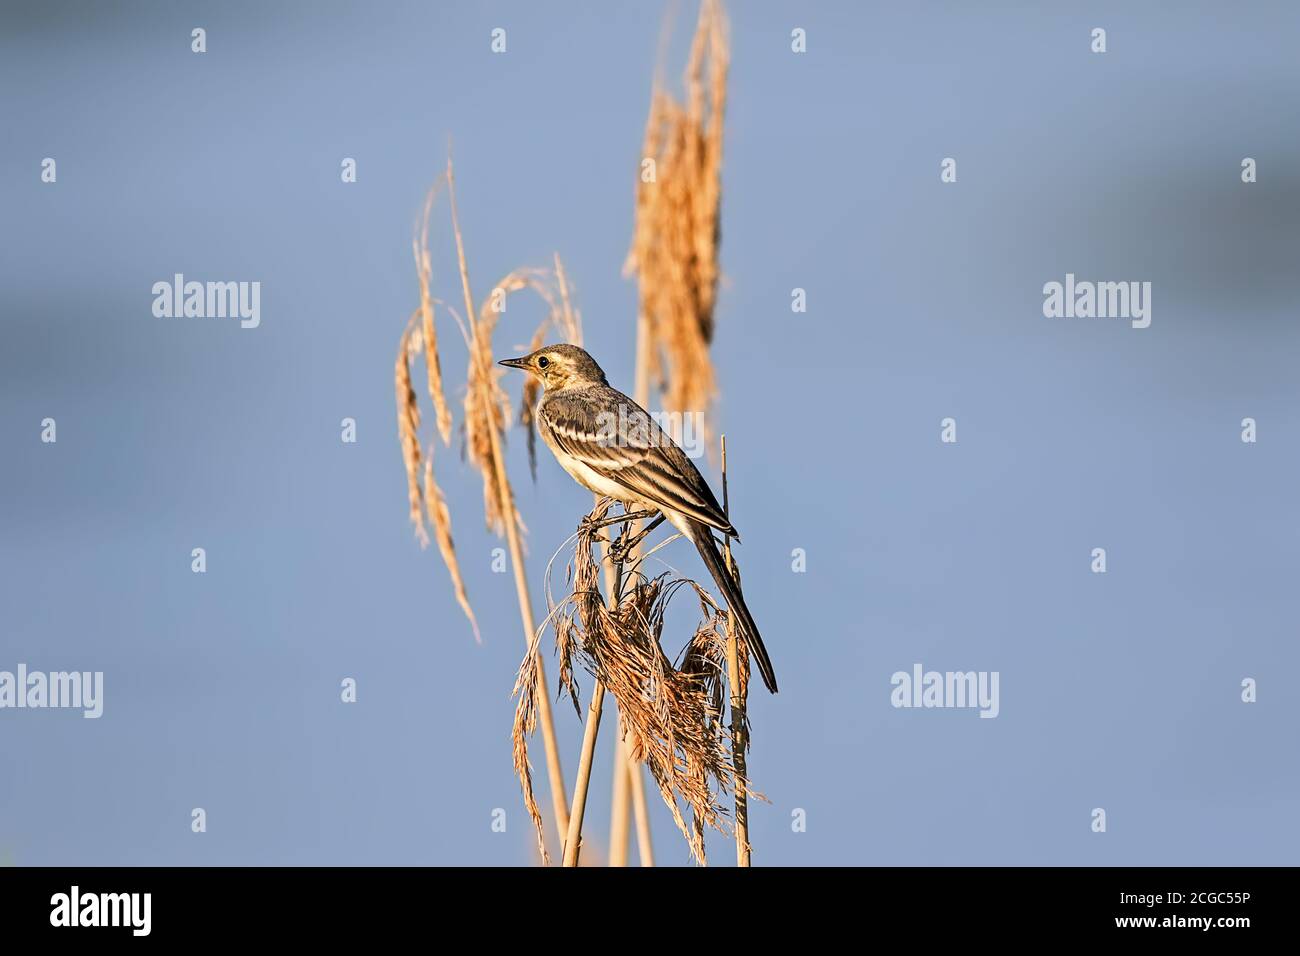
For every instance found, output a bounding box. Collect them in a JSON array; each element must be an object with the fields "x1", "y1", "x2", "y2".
[{"x1": 537, "y1": 356, "x2": 550, "y2": 369}]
